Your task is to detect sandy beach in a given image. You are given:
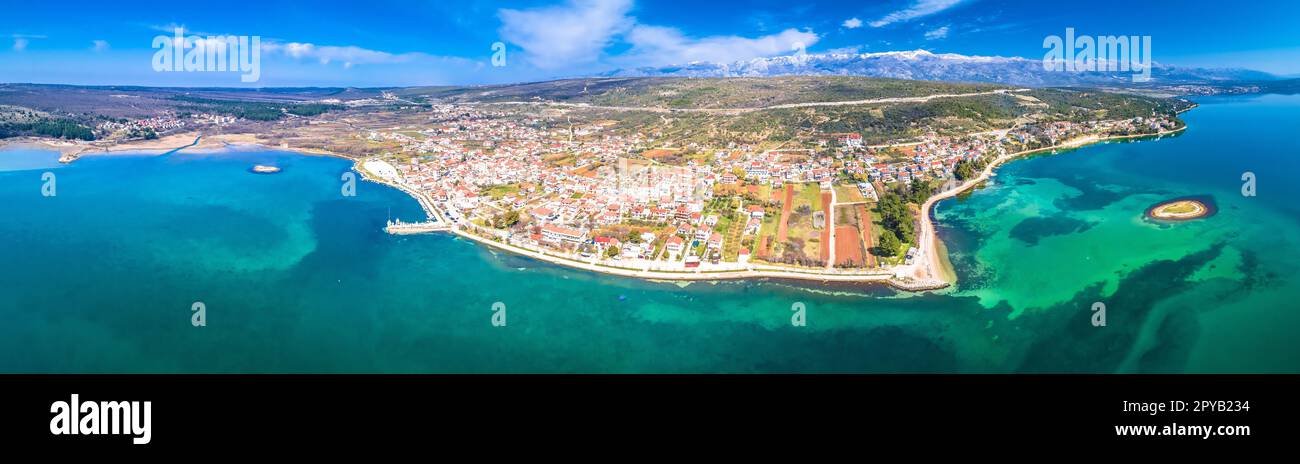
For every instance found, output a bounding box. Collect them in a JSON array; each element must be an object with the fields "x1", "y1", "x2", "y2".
[
  {"x1": 903, "y1": 125, "x2": 1189, "y2": 287},
  {"x1": 0, "y1": 132, "x2": 275, "y2": 163},
  {"x1": 0, "y1": 130, "x2": 364, "y2": 168},
  {"x1": 1147, "y1": 198, "x2": 1211, "y2": 220}
]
